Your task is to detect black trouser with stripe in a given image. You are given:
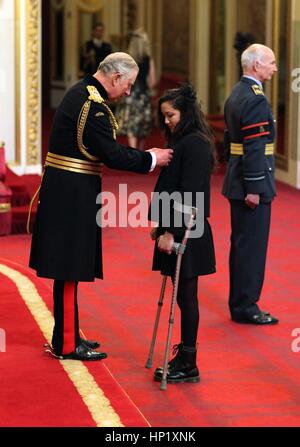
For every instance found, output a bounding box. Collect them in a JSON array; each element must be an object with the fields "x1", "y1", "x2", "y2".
[
  {"x1": 229, "y1": 200, "x2": 271, "y2": 319},
  {"x1": 51, "y1": 280, "x2": 81, "y2": 355}
]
